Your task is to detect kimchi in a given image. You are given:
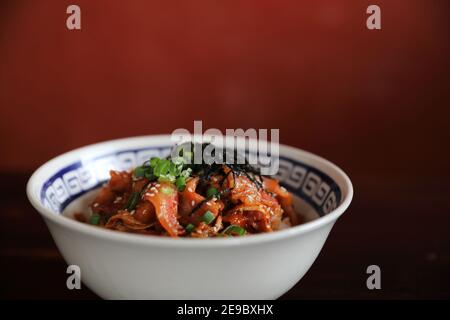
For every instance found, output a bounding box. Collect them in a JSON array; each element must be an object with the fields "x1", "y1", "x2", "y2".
[{"x1": 75, "y1": 144, "x2": 301, "y2": 237}]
